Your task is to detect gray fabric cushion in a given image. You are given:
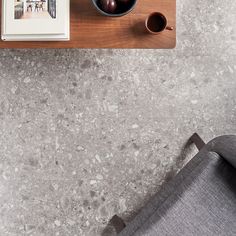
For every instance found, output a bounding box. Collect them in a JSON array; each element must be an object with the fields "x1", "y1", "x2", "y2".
[
  {"x1": 119, "y1": 151, "x2": 236, "y2": 236},
  {"x1": 207, "y1": 135, "x2": 236, "y2": 168}
]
